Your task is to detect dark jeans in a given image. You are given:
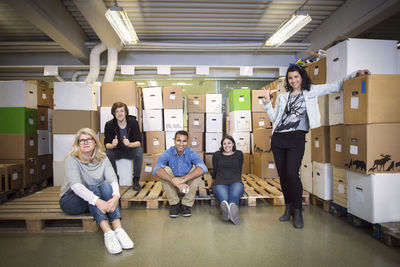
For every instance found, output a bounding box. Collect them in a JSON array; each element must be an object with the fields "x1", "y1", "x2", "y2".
[
  {"x1": 271, "y1": 131, "x2": 305, "y2": 209},
  {"x1": 106, "y1": 146, "x2": 143, "y2": 179},
  {"x1": 59, "y1": 181, "x2": 121, "y2": 225},
  {"x1": 213, "y1": 182, "x2": 244, "y2": 206}
]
